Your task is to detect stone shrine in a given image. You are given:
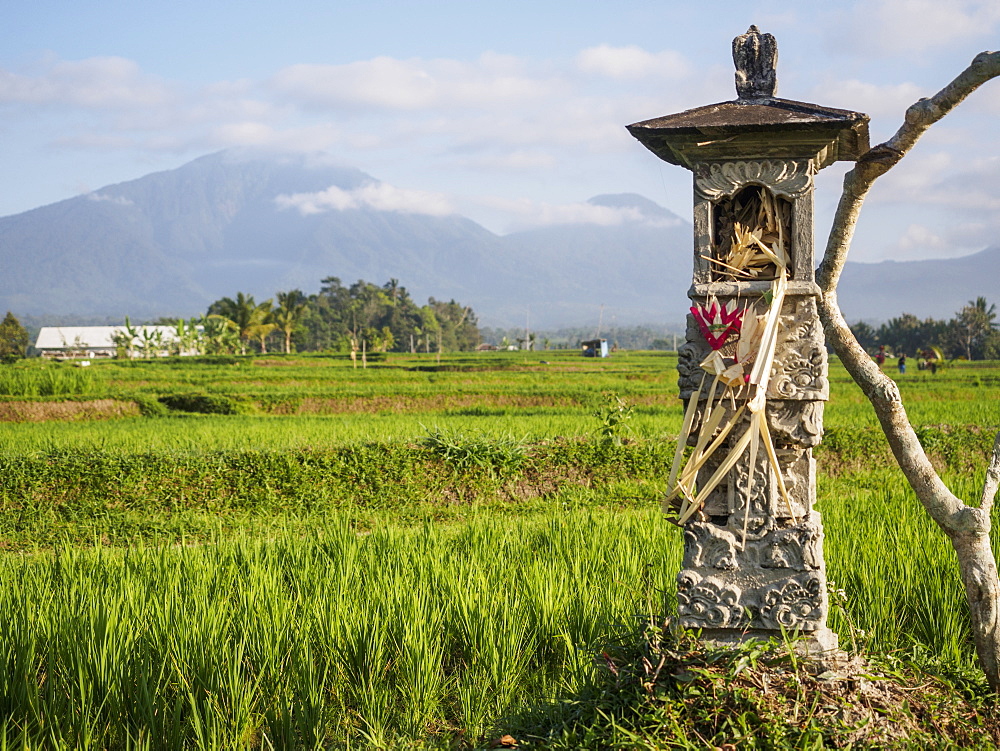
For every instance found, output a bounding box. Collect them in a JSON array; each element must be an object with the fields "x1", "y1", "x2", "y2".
[{"x1": 627, "y1": 27, "x2": 870, "y2": 650}]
